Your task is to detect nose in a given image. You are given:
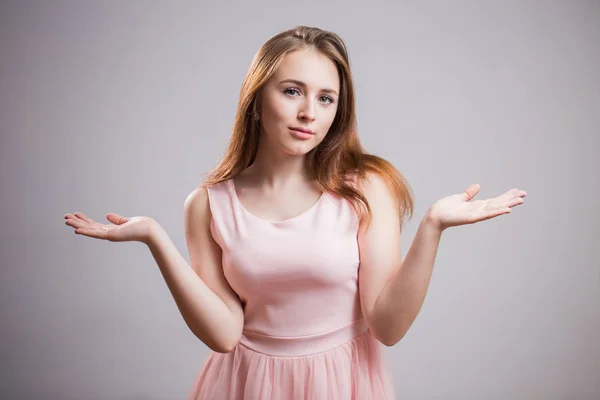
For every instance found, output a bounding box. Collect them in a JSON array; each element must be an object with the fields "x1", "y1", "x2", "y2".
[{"x1": 298, "y1": 99, "x2": 316, "y2": 122}]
